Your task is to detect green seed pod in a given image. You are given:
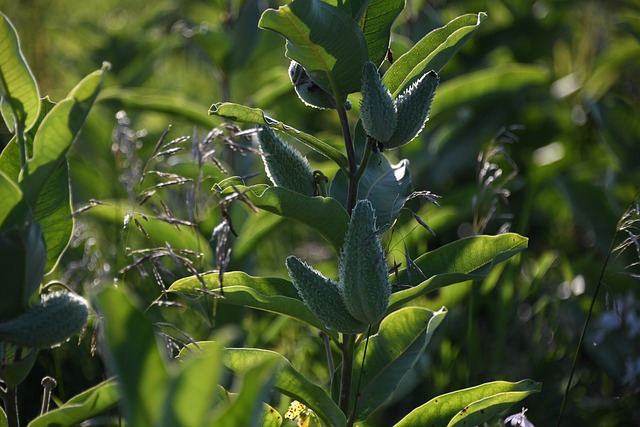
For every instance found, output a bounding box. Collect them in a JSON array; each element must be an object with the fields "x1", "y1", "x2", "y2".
[
  {"x1": 255, "y1": 125, "x2": 315, "y2": 196},
  {"x1": 360, "y1": 61, "x2": 397, "y2": 143},
  {"x1": 286, "y1": 256, "x2": 367, "y2": 334},
  {"x1": 288, "y1": 61, "x2": 351, "y2": 111},
  {"x1": 0, "y1": 291, "x2": 89, "y2": 349},
  {"x1": 338, "y1": 200, "x2": 390, "y2": 325},
  {"x1": 385, "y1": 70, "x2": 439, "y2": 150}
]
